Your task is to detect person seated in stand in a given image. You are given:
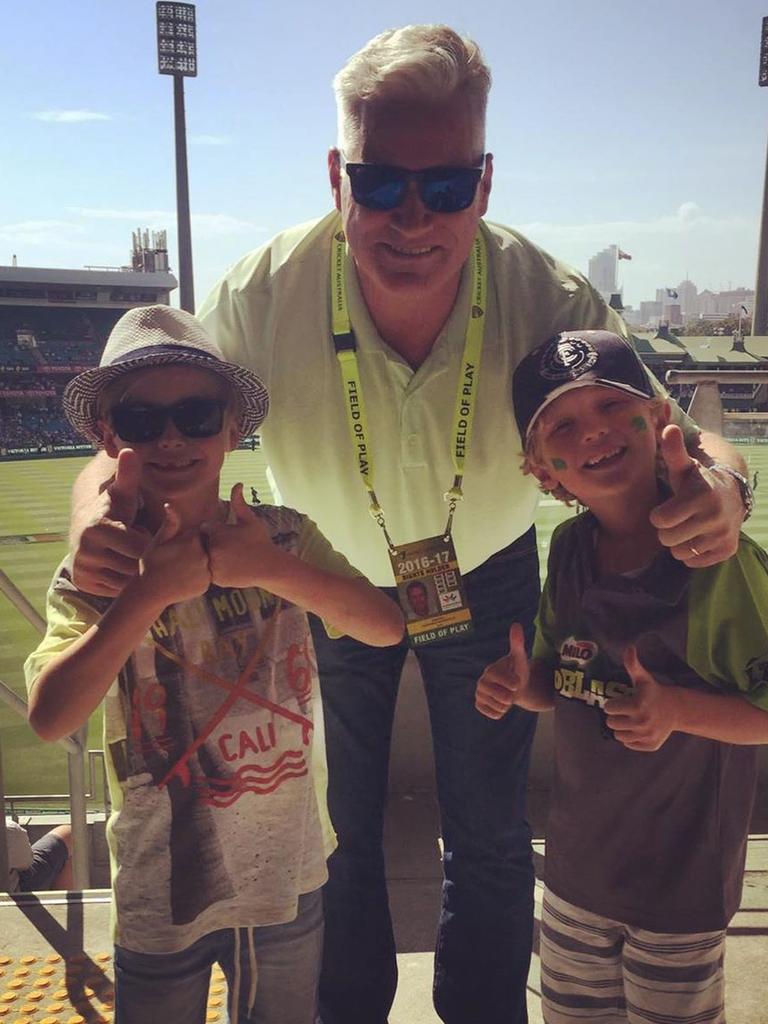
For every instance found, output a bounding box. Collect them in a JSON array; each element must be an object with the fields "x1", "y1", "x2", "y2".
[
  {"x1": 5, "y1": 820, "x2": 73, "y2": 892},
  {"x1": 476, "y1": 329, "x2": 768, "y2": 1024},
  {"x1": 25, "y1": 304, "x2": 403, "y2": 1024}
]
